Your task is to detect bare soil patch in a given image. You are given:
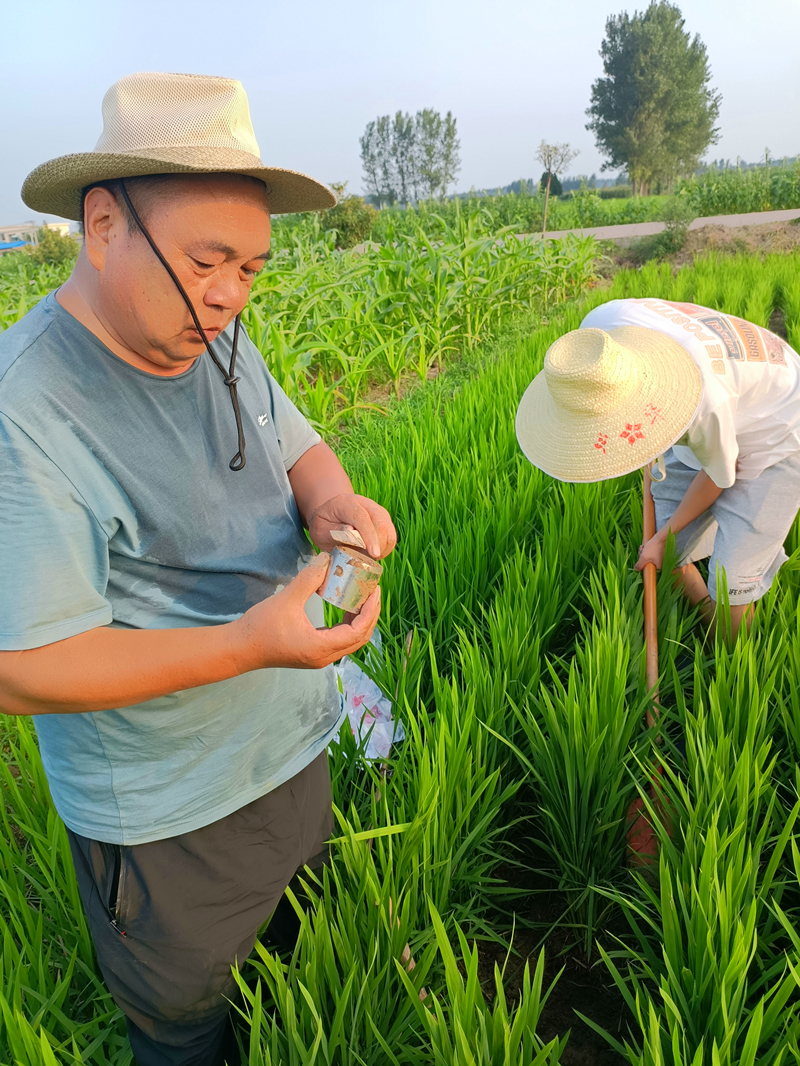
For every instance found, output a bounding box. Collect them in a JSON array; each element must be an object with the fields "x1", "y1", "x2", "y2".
[{"x1": 606, "y1": 217, "x2": 800, "y2": 272}]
